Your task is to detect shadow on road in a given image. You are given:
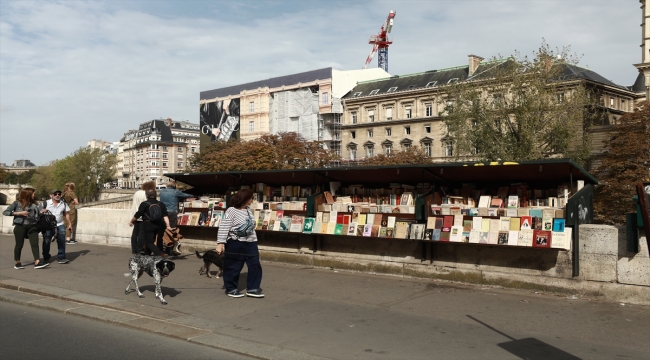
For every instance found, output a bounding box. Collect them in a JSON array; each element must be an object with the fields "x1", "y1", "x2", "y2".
[{"x1": 467, "y1": 315, "x2": 581, "y2": 360}]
